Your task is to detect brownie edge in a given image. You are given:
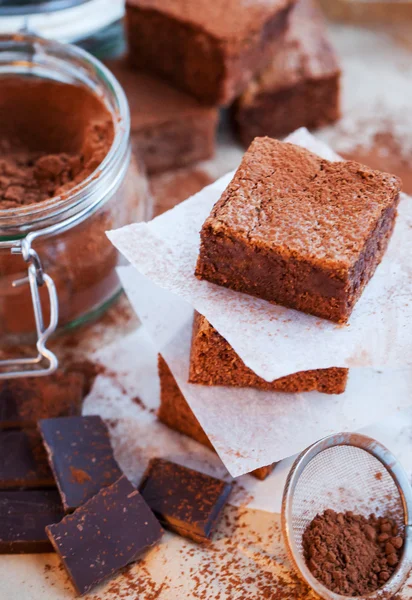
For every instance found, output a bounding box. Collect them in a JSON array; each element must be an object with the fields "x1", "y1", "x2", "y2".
[
  {"x1": 157, "y1": 355, "x2": 277, "y2": 481},
  {"x1": 189, "y1": 312, "x2": 348, "y2": 394}
]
